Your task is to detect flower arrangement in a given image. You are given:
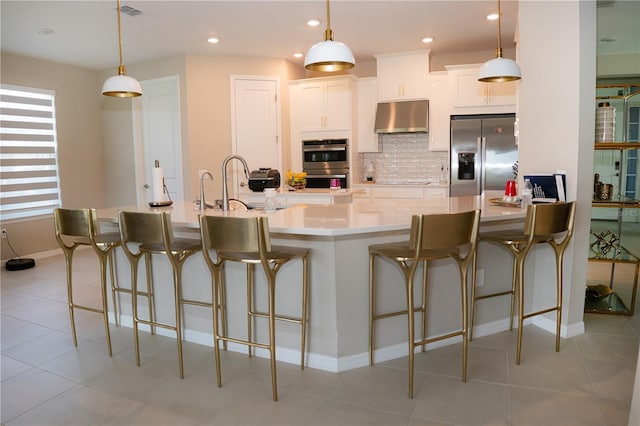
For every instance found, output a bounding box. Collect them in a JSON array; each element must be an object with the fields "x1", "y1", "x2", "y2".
[{"x1": 285, "y1": 170, "x2": 307, "y2": 191}]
